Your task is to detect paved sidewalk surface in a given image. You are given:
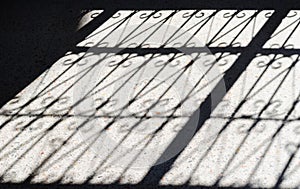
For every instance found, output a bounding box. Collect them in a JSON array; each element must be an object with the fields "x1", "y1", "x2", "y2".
[{"x1": 1, "y1": 5, "x2": 300, "y2": 189}]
